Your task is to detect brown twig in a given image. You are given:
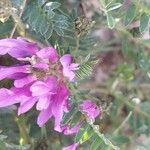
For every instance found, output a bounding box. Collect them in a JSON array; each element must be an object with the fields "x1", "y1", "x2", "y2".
[{"x1": 10, "y1": 0, "x2": 28, "y2": 38}]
